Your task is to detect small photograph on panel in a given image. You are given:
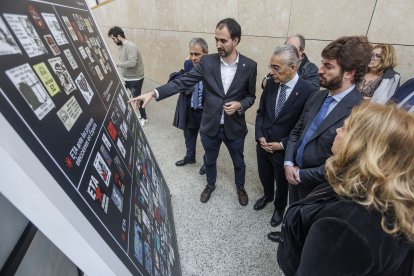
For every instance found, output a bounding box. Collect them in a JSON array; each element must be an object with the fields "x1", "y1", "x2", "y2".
[
  {"x1": 93, "y1": 151, "x2": 111, "y2": 186},
  {"x1": 61, "y1": 16, "x2": 78, "y2": 41},
  {"x1": 83, "y1": 17, "x2": 93, "y2": 33},
  {"x1": 56, "y1": 96, "x2": 83, "y2": 131},
  {"x1": 74, "y1": 72, "x2": 94, "y2": 104},
  {"x1": 85, "y1": 46, "x2": 95, "y2": 63},
  {"x1": 78, "y1": 46, "x2": 87, "y2": 59},
  {"x1": 72, "y1": 14, "x2": 85, "y2": 30},
  {"x1": 27, "y1": 4, "x2": 46, "y2": 29},
  {"x1": 111, "y1": 185, "x2": 123, "y2": 212},
  {"x1": 86, "y1": 175, "x2": 109, "y2": 214},
  {"x1": 3, "y1": 13, "x2": 48, "y2": 57},
  {"x1": 134, "y1": 223, "x2": 144, "y2": 265},
  {"x1": 5, "y1": 64, "x2": 55, "y2": 120},
  {"x1": 101, "y1": 132, "x2": 112, "y2": 150},
  {"x1": 41, "y1": 13, "x2": 68, "y2": 45},
  {"x1": 144, "y1": 242, "x2": 153, "y2": 274},
  {"x1": 70, "y1": 20, "x2": 84, "y2": 43},
  {"x1": 48, "y1": 57, "x2": 76, "y2": 94},
  {"x1": 95, "y1": 65, "x2": 104, "y2": 80},
  {"x1": 63, "y1": 49, "x2": 78, "y2": 70},
  {"x1": 32, "y1": 62, "x2": 61, "y2": 96},
  {"x1": 0, "y1": 17, "x2": 21, "y2": 55},
  {"x1": 43, "y1": 34, "x2": 60, "y2": 55}
]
